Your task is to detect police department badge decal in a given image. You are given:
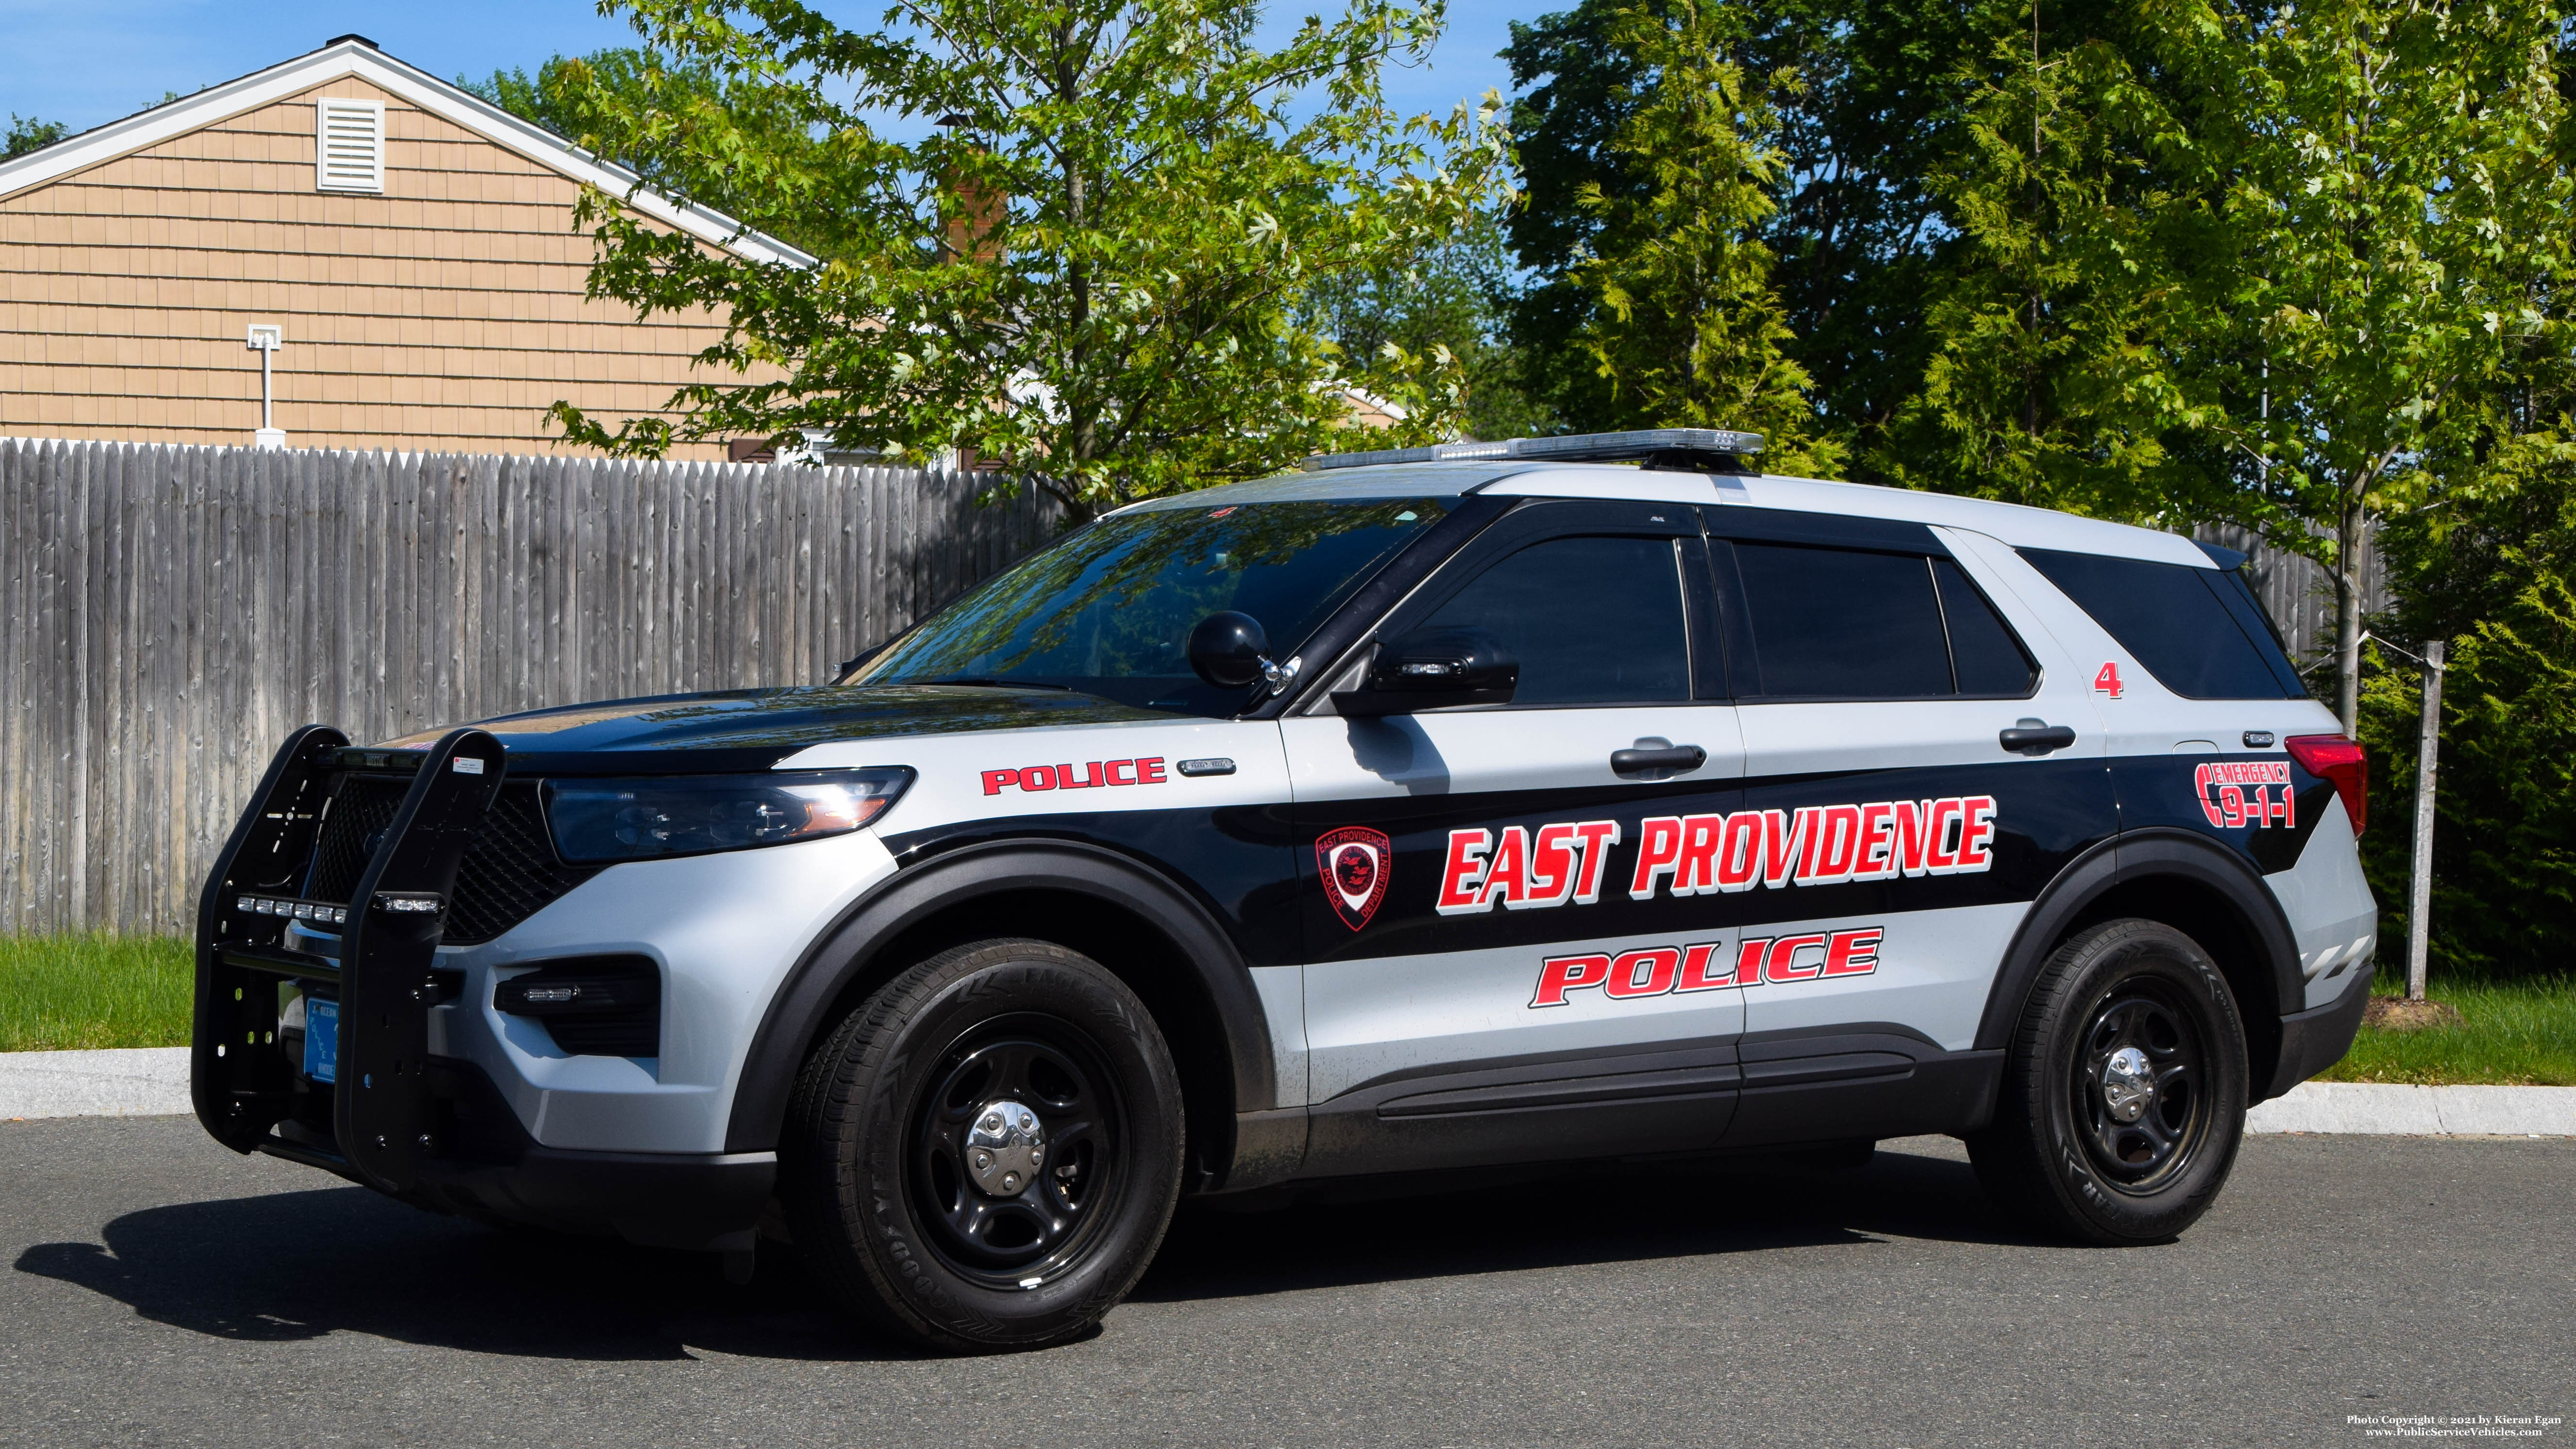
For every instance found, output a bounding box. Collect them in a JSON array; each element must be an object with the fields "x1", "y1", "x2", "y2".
[{"x1": 1315, "y1": 827, "x2": 1392, "y2": 931}]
